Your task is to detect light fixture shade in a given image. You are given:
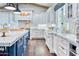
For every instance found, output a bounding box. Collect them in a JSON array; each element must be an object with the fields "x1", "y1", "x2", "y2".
[
  {"x1": 14, "y1": 4, "x2": 21, "y2": 14},
  {"x1": 5, "y1": 3, "x2": 16, "y2": 10},
  {"x1": 20, "y1": 11, "x2": 29, "y2": 16},
  {"x1": 14, "y1": 9, "x2": 21, "y2": 14}
]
